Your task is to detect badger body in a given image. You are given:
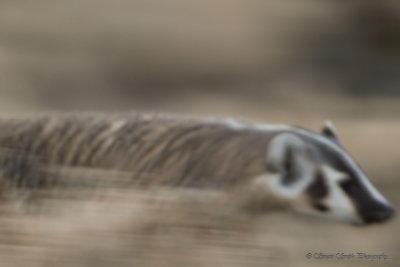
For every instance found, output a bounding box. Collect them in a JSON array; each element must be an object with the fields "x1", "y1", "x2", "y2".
[
  {"x1": 0, "y1": 114, "x2": 277, "y2": 188},
  {"x1": 0, "y1": 113, "x2": 395, "y2": 225}
]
